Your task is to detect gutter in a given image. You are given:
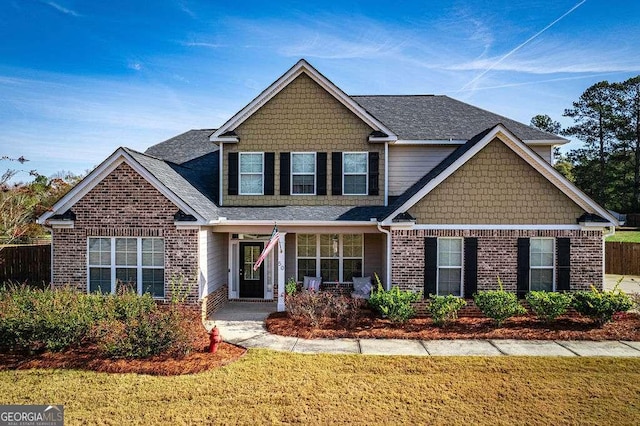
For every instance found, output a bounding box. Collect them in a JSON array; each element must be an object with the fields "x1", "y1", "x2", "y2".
[{"x1": 376, "y1": 223, "x2": 392, "y2": 291}]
